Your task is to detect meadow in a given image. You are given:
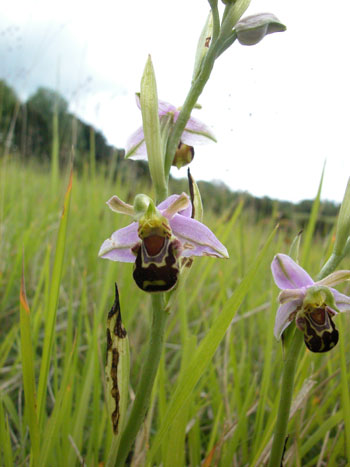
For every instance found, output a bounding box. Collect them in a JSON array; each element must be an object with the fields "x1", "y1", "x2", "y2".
[{"x1": 1, "y1": 154, "x2": 350, "y2": 466}]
